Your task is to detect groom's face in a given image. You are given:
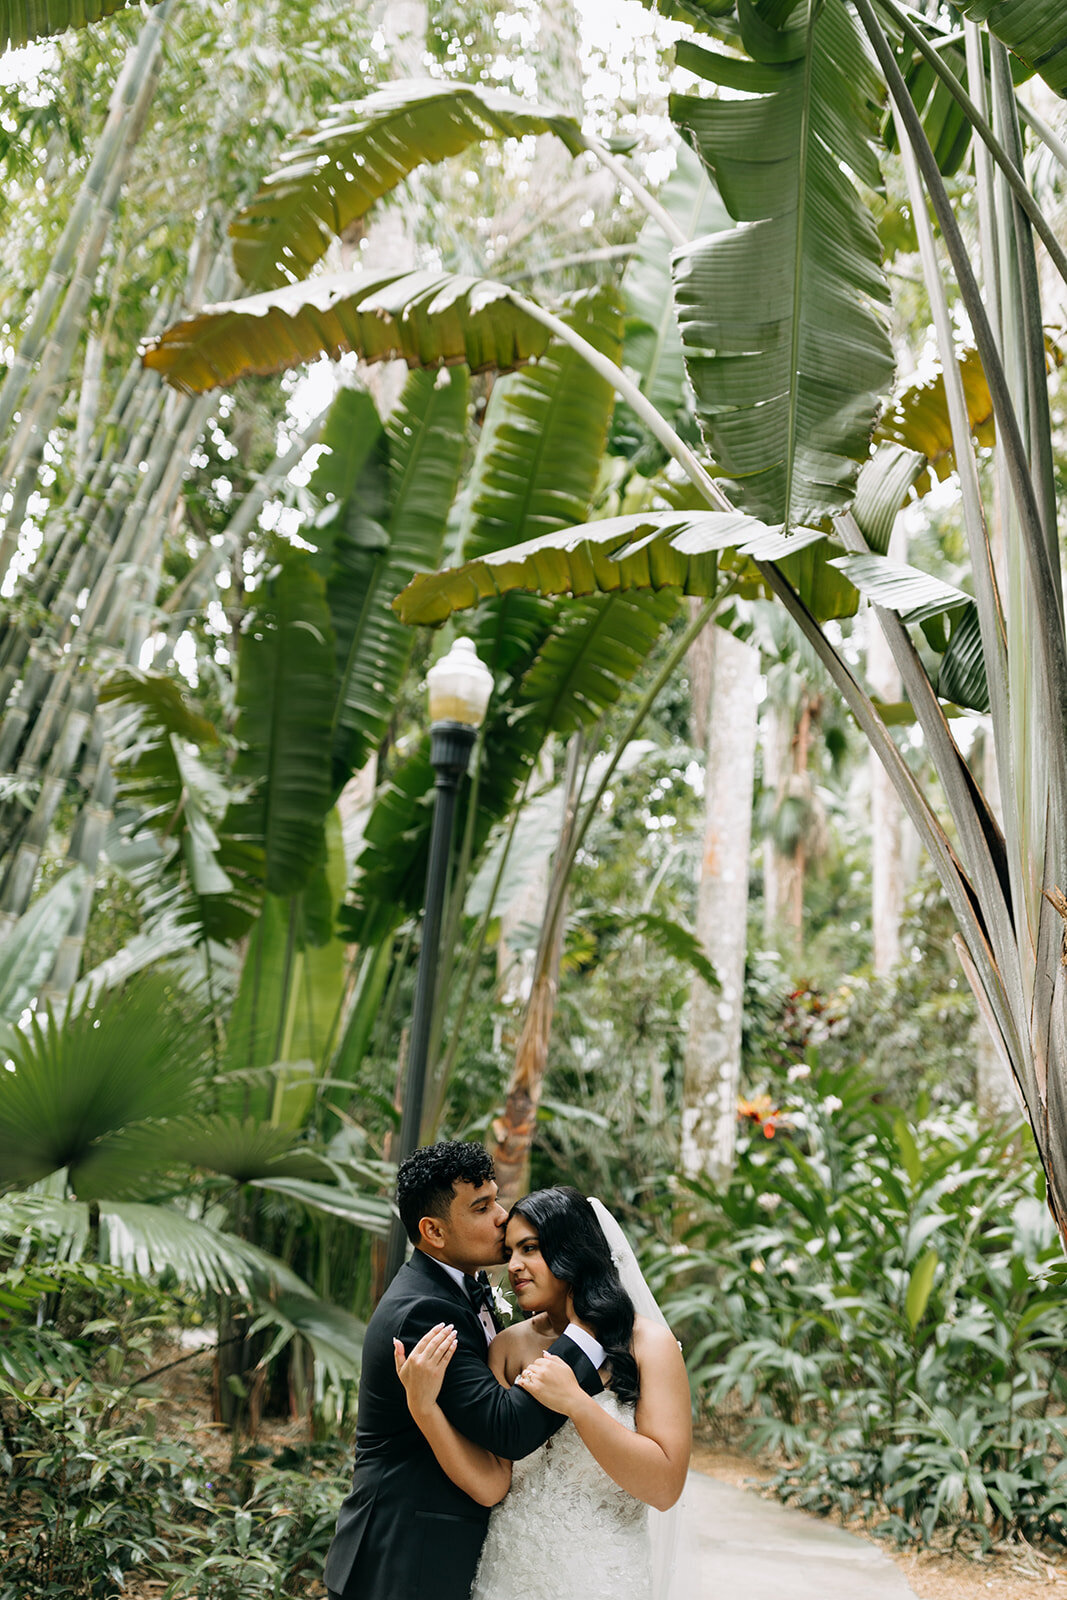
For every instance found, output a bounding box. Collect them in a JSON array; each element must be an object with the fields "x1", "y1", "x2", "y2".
[{"x1": 437, "y1": 1178, "x2": 508, "y2": 1272}]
